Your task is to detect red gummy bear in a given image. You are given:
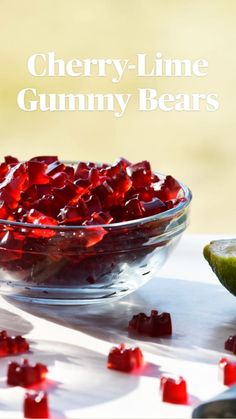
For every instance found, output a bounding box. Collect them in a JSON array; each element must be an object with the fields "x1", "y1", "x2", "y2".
[
  {"x1": 107, "y1": 343, "x2": 144, "y2": 372},
  {"x1": 0, "y1": 330, "x2": 8, "y2": 356},
  {"x1": 225, "y1": 335, "x2": 236, "y2": 354},
  {"x1": 0, "y1": 330, "x2": 29, "y2": 356},
  {"x1": 142, "y1": 198, "x2": 166, "y2": 217},
  {"x1": 127, "y1": 160, "x2": 152, "y2": 188},
  {"x1": 219, "y1": 358, "x2": 236, "y2": 386},
  {"x1": 24, "y1": 391, "x2": 49, "y2": 419},
  {"x1": 0, "y1": 162, "x2": 28, "y2": 209},
  {"x1": 28, "y1": 161, "x2": 49, "y2": 186},
  {"x1": 25, "y1": 209, "x2": 58, "y2": 238},
  {"x1": 7, "y1": 359, "x2": 48, "y2": 387},
  {"x1": 125, "y1": 198, "x2": 144, "y2": 220},
  {"x1": 156, "y1": 175, "x2": 182, "y2": 201},
  {"x1": 160, "y1": 375, "x2": 188, "y2": 404},
  {"x1": 129, "y1": 310, "x2": 172, "y2": 337},
  {"x1": 4, "y1": 155, "x2": 19, "y2": 165}
]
